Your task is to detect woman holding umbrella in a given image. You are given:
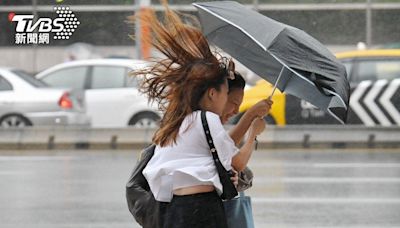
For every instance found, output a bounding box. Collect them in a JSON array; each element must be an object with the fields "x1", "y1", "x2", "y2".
[{"x1": 133, "y1": 3, "x2": 269, "y2": 227}]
